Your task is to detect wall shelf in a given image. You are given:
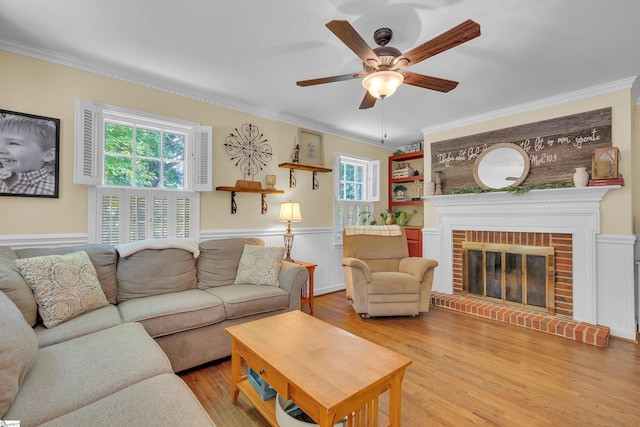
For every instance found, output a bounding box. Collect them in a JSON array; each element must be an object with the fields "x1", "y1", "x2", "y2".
[
  {"x1": 389, "y1": 151, "x2": 425, "y2": 209},
  {"x1": 215, "y1": 186, "x2": 284, "y2": 214},
  {"x1": 279, "y1": 162, "x2": 332, "y2": 190}
]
